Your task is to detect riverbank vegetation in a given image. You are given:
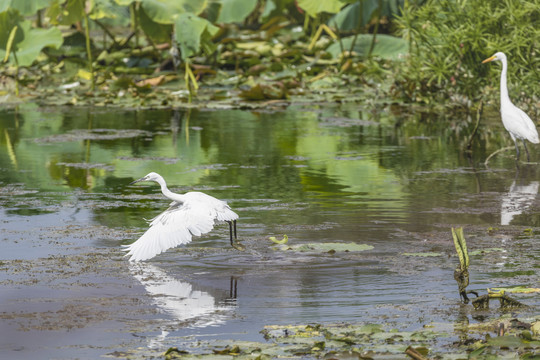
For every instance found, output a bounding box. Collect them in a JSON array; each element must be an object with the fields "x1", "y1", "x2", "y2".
[{"x1": 1, "y1": 0, "x2": 538, "y2": 109}]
